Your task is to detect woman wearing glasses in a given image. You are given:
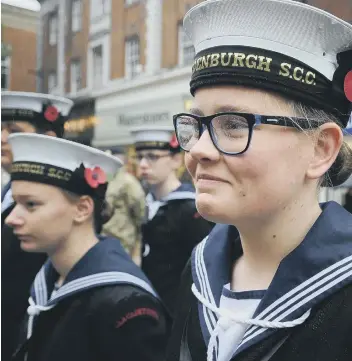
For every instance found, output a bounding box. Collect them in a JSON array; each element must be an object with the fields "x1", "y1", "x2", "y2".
[
  {"x1": 166, "y1": 1, "x2": 352, "y2": 361},
  {"x1": 131, "y1": 126, "x2": 214, "y2": 318}
]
